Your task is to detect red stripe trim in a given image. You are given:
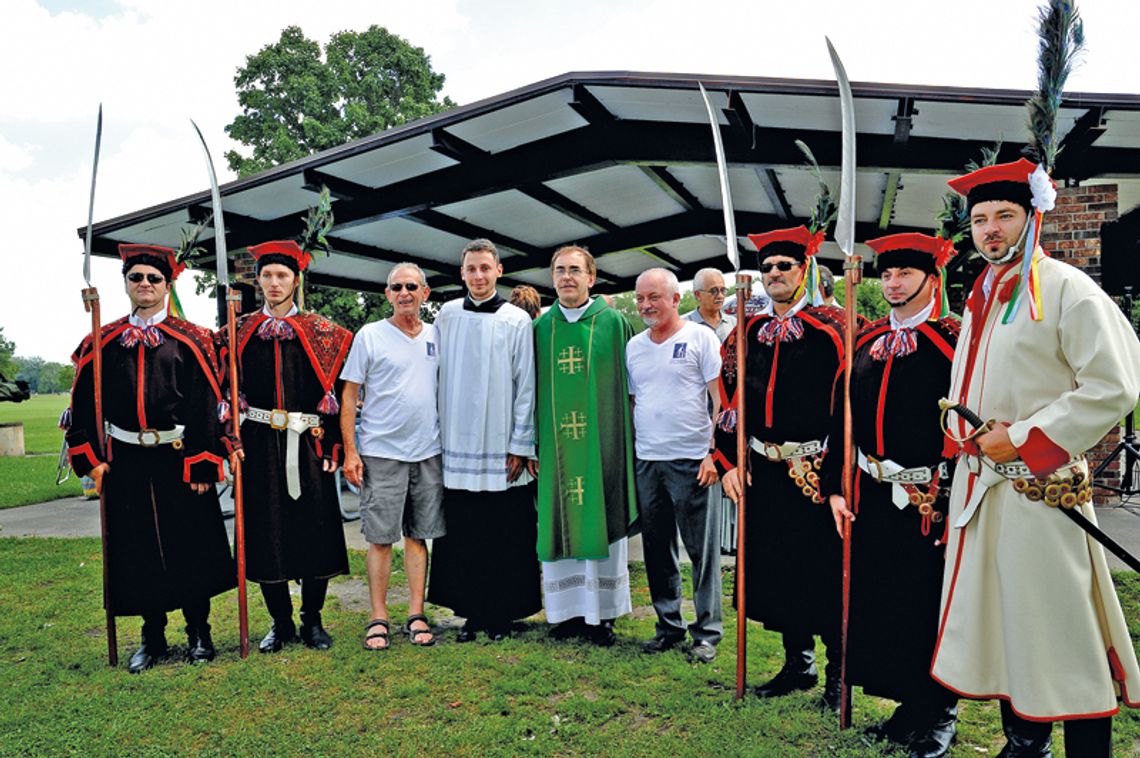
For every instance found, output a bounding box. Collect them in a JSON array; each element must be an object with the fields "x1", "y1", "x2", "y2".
[
  {"x1": 289, "y1": 315, "x2": 353, "y2": 391},
  {"x1": 68, "y1": 442, "x2": 101, "y2": 470},
  {"x1": 855, "y1": 323, "x2": 890, "y2": 352},
  {"x1": 931, "y1": 473, "x2": 973, "y2": 672},
  {"x1": 798, "y1": 310, "x2": 845, "y2": 359},
  {"x1": 917, "y1": 322, "x2": 956, "y2": 362},
  {"x1": 926, "y1": 671, "x2": 1121, "y2": 722},
  {"x1": 71, "y1": 322, "x2": 130, "y2": 372},
  {"x1": 764, "y1": 338, "x2": 780, "y2": 427},
  {"x1": 158, "y1": 323, "x2": 223, "y2": 401},
  {"x1": 183, "y1": 451, "x2": 225, "y2": 483},
  {"x1": 875, "y1": 353, "x2": 894, "y2": 457},
  {"x1": 274, "y1": 340, "x2": 283, "y2": 409},
  {"x1": 1108, "y1": 647, "x2": 1140, "y2": 708},
  {"x1": 1016, "y1": 427, "x2": 1070, "y2": 479},
  {"x1": 711, "y1": 448, "x2": 732, "y2": 472},
  {"x1": 136, "y1": 344, "x2": 148, "y2": 429}
]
